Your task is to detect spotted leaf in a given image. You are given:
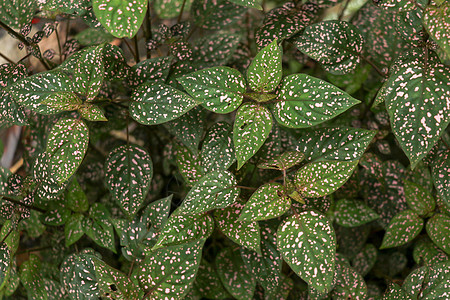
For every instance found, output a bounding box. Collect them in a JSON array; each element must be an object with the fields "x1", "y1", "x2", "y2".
[
  {"x1": 424, "y1": 3, "x2": 450, "y2": 57},
  {"x1": 239, "y1": 183, "x2": 291, "y2": 222},
  {"x1": 137, "y1": 239, "x2": 204, "y2": 300},
  {"x1": 413, "y1": 237, "x2": 449, "y2": 266},
  {"x1": 380, "y1": 209, "x2": 423, "y2": 249},
  {"x1": 75, "y1": 27, "x2": 115, "y2": 46},
  {"x1": 234, "y1": 103, "x2": 272, "y2": 169},
  {"x1": 295, "y1": 160, "x2": 358, "y2": 198},
  {"x1": 383, "y1": 282, "x2": 413, "y2": 299},
  {"x1": 200, "y1": 122, "x2": 235, "y2": 173},
  {"x1": 79, "y1": 104, "x2": 107, "y2": 122},
  {"x1": 92, "y1": 0, "x2": 148, "y2": 38},
  {"x1": 332, "y1": 261, "x2": 368, "y2": 300},
  {"x1": 193, "y1": 259, "x2": 230, "y2": 299},
  {"x1": 105, "y1": 144, "x2": 153, "y2": 217},
  {"x1": 214, "y1": 200, "x2": 261, "y2": 253},
  {"x1": 176, "y1": 145, "x2": 204, "y2": 185},
  {"x1": 19, "y1": 254, "x2": 48, "y2": 299},
  {"x1": 0, "y1": 64, "x2": 29, "y2": 127},
  {"x1": 379, "y1": 50, "x2": 450, "y2": 169},
  {"x1": 295, "y1": 127, "x2": 376, "y2": 162},
  {"x1": 334, "y1": 199, "x2": 380, "y2": 227},
  {"x1": 154, "y1": 0, "x2": 193, "y2": 18},
  {"x1": 177, "y1": 170, "x2": 240, "y2": 215},
  {"x1": 82, "y1": 203, "x2": 116, "y2": 253},
  {"x1": 130, "y1": 83, "x2": 199, "y2": 125},
  {"x1": 295, "y1": 20, "x2": 364, "y2": 74},
  {"x1": 45, "y1": 118, "x2": 89, "y2": 184},
  {"x1": 64, "y1": 213, "x2": 84, "y2": 247},
  {"x1": 247, "y1": 39, "x2": 282, "y2": 93},
  {"x1": 191, "y1": 0, "x2": 246, "y2": 30},
  {"x1": 277, "y1": 211, "x2": 336, "y2": 293},
  {"x1": 426, "y1": 213, "x2": 450, "y2": 256},
  {"x1": 404, "y1": 180, "x2": 435, "y2": 217},
  {"x1": 0, "y1": 0, "x2": 37, "y2": 29},
  {"x1": 272, "y1": 74, "x2": 360, "y2": 128},
  {"x1": 152, "y1": 213, "x2": 214, "y2": 250},
  {"x1": 431, "y1": 150, "x2": 450, "y2": 209},
  {"x1": 228, "y1": 0, "x2": 261, "y2": 9},
  {"x1": 258, "y1": 151, "x2": 305, "y2": 170},
  {"x1": 128, "y1": 56, "x2": 173, "y2": 88},
  {"x1": 351, "y1": 244, "x2": 378, "y2": 277},
  {"x1": 0, "y1": 242, "x2": 10, "y2": 289},
  {"x1": 40, "y1": 92, "x2": 82, "y2": 111},
  {"x1": 178, "y1": 66, "x2": 246, "y2": 114},
  {"x1": 216, "y1": 247, "x2": 256, "y2": 300},
  {"x1": 402, "y1": 261, "x2": 450, "y2": 299}
]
